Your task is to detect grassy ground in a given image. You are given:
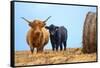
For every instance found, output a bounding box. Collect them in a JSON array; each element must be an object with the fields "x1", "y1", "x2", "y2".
[{"x1": 15, "y1": 48, "x2": 97, "y2": 66}]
